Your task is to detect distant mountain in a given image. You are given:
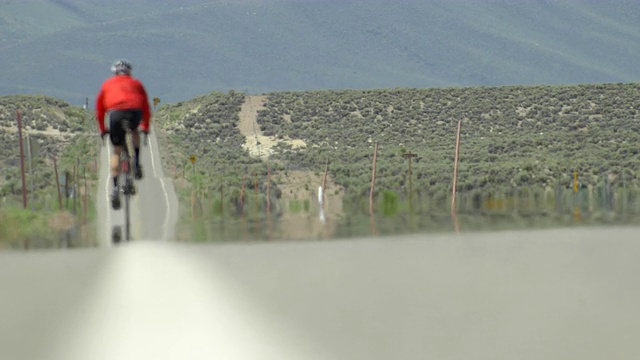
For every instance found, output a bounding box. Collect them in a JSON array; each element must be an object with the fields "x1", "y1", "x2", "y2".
[{"x1": 1, "y1": 0, "x2": 639, "y2": 105}]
